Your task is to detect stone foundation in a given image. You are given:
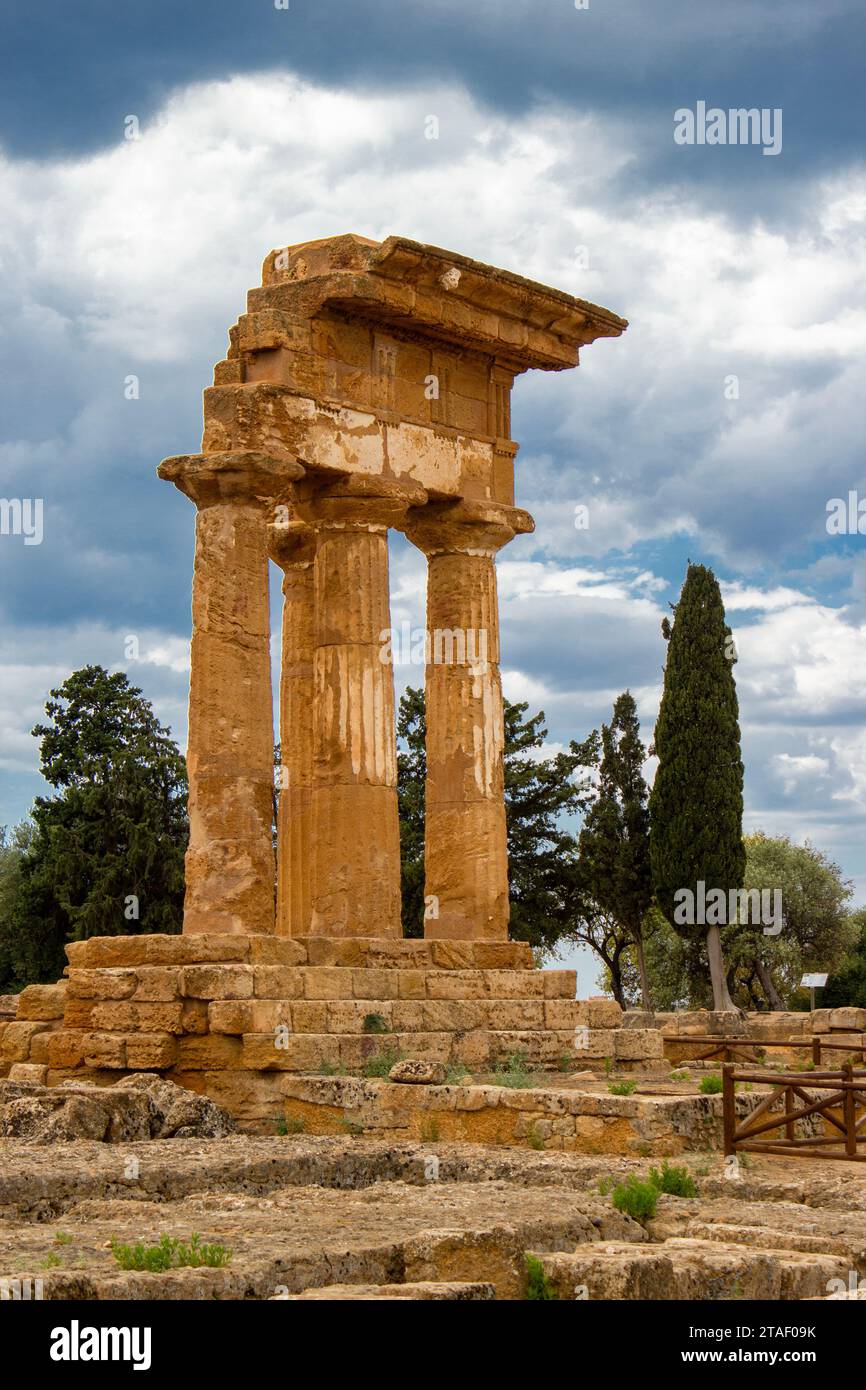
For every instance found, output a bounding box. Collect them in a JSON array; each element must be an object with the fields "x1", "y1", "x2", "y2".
[{"x1": 0, "y1": 934, "x2": 665, "y2": 1125}]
